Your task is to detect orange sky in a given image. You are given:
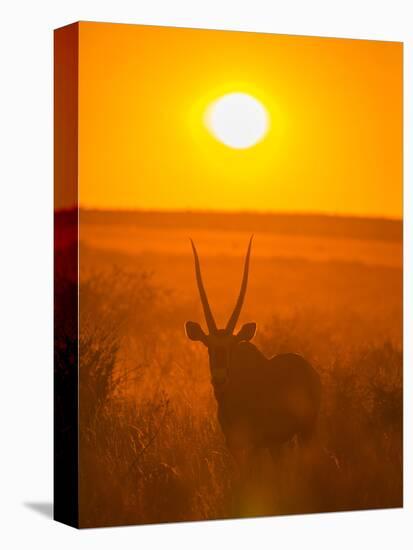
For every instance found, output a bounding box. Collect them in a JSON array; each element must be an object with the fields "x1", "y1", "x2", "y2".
[{"x1": 77, "y1": 22, "x2": 402, "y2": 218}]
